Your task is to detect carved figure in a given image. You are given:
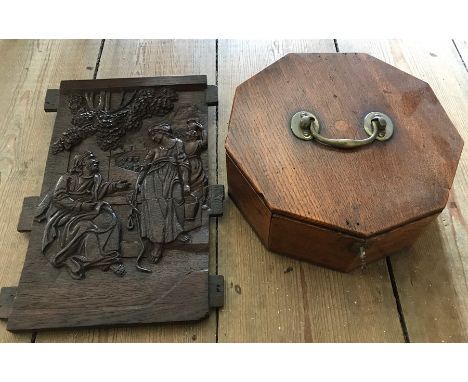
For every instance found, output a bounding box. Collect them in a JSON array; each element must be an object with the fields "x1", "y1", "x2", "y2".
[
  {"x1": 35, "y1": 151, "x2": 130, "y2": 279},
  {"x1": 131, "y1": 123, "x2": 190, "y2": 267},
  {"x1": 182, "y1": 119, "x2": 208, "y2": 229}
]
